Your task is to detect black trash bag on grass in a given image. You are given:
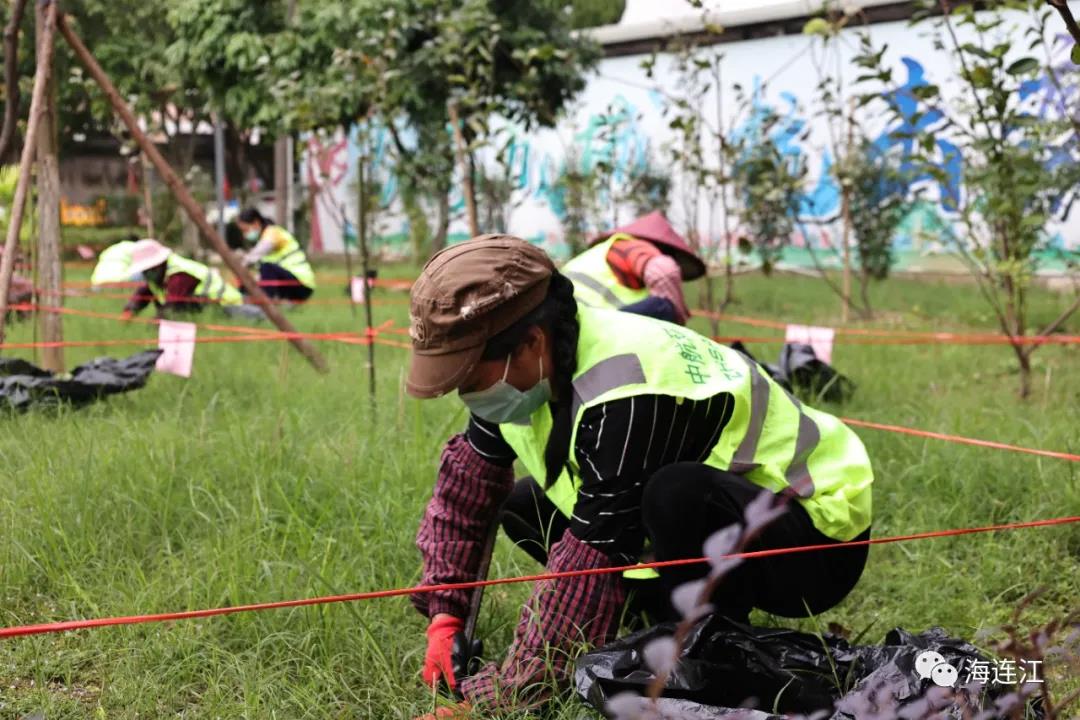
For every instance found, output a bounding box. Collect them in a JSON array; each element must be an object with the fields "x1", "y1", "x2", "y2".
[
  {"x1": 0, "y1": 349, "x2": 162, "y2": 411},
  {"x1": 730, "y1": 341, "x2": 855, "y2": 404},
  {"x1": 575, "y1": 614, "x2": 1040, "y2": 719}
]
